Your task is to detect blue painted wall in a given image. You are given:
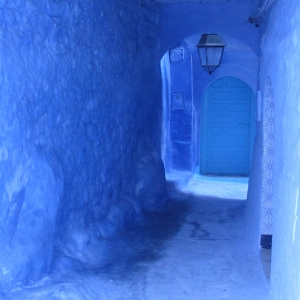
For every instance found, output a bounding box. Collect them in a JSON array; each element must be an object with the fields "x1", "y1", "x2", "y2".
[
  {"x1": 157, "y1": 0, "x2": 260, "y2": 57},
  {"x1": 159, "y1": 0, "x2": 260, "y2": 176},
  {"x1": 168, "y1": 42, "x2": 194, "y2": 171},
  {"x1": 259, "y1": 1, "x2": 300, "y2": 299},
  {"x1": 0, "y1": 0, "x2": 166, "y2": 291}
]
